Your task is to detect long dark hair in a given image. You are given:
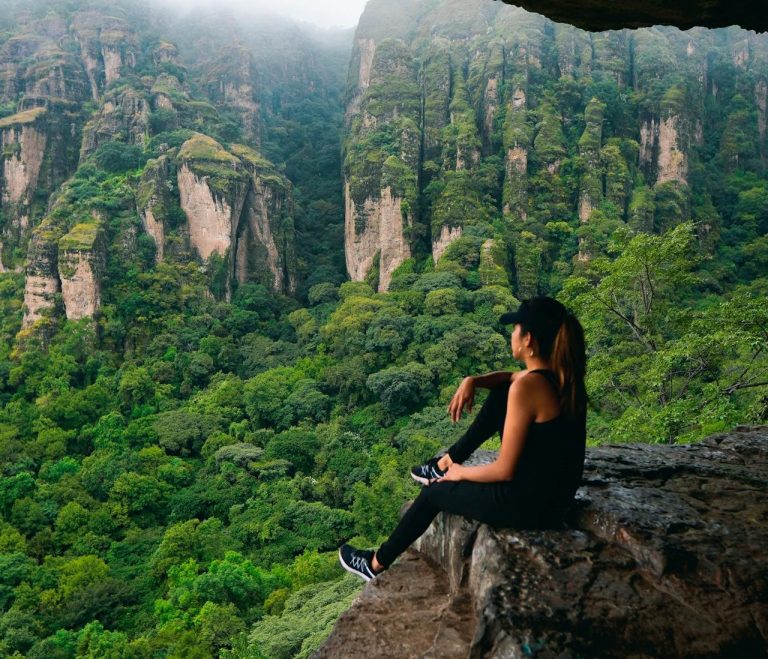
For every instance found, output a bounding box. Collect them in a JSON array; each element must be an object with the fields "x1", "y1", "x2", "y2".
[
  {"x1": 551, "y1": 312, "x2": 588, "y2": 421},
  {"x1": 520, "y1": 299, "x2": 588, "y2": 421}
]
